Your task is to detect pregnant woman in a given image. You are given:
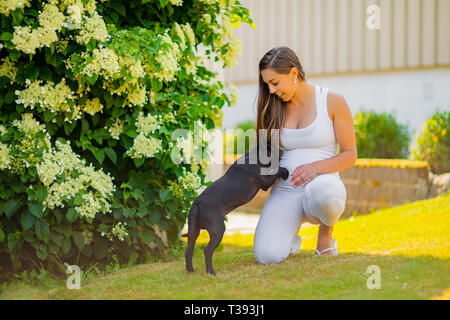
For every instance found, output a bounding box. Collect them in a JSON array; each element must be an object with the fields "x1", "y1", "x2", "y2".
[{"x1": 254, "y1": 46, "x2": 357, "y2": 263}]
